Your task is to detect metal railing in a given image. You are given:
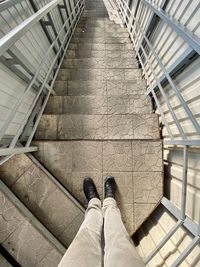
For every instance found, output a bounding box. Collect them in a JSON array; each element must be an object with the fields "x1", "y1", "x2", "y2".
[
  {"x1": 115, "y1": 0, "x2": 200, "y2": 266},
  {"x1": 0, "y1": 0, "x2": 84, "y2": 164}
]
